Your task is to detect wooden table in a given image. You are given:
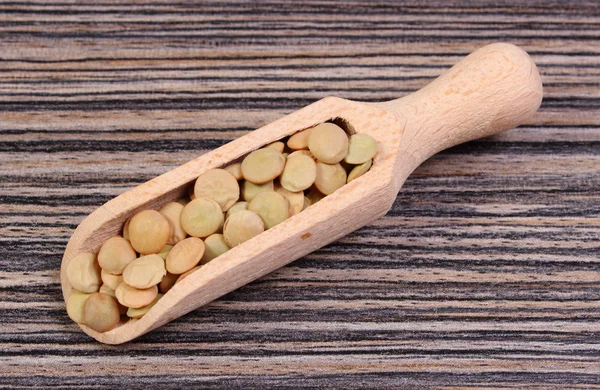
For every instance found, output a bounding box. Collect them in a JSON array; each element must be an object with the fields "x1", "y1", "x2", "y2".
[{"x1": 2, "y1": 1, "x2": 599, "y2": 388}]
